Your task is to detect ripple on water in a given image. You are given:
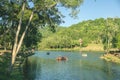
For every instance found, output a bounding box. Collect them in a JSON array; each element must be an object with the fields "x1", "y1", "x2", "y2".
[{"x1": 24, "y1": 51, "x2": 120, "y2": 80}]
